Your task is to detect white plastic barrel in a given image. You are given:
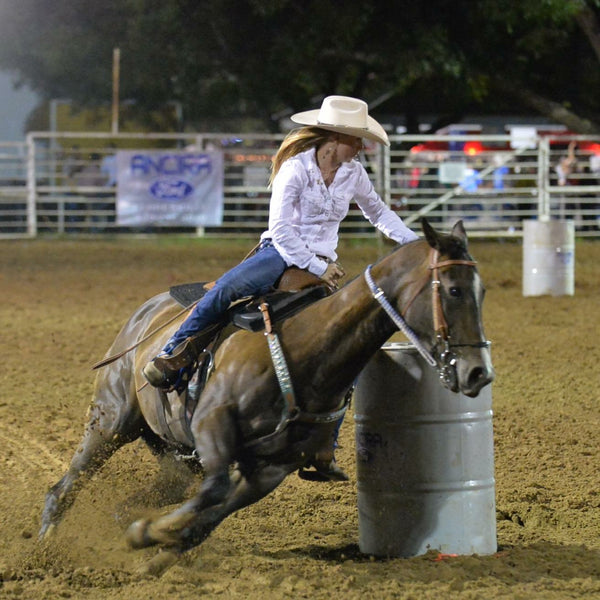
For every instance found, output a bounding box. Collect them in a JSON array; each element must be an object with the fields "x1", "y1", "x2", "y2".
[
  {"x1": 523, "y1": 219, "x2": 574, "y2": 296},
  {"x1": 354, "y1": 343, "x2": 497, "y2": 557}
]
